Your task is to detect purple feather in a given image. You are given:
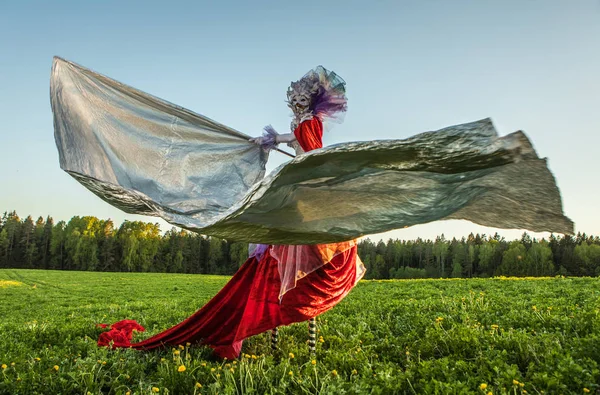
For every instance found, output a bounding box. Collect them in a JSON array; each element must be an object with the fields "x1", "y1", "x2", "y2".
[
  {"x1": 308, "y1": 66, "x2": 348, "y2": 123},
  {"x1": 260, "y1": 125, "x2": 279, "y2": 150}
]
